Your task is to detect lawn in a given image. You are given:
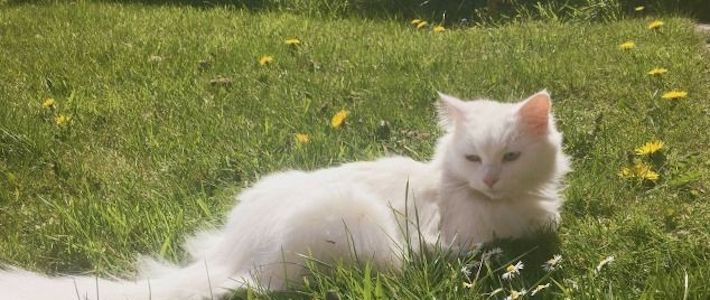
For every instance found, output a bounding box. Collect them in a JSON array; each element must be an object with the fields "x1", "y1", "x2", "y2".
[{"x1": 0, "y1": 1, "x2": 709, "y2": 299}]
